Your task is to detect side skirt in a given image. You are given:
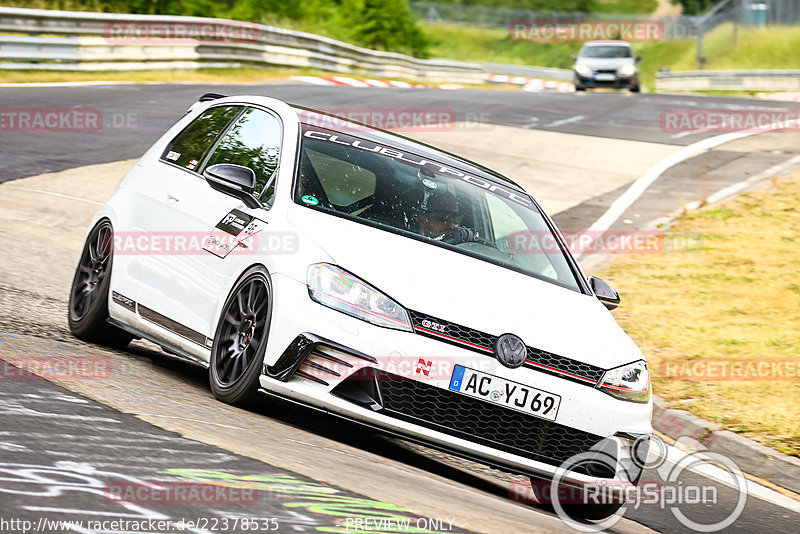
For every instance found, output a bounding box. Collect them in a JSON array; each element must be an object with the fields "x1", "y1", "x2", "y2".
[{"x1": 107, "y1": 317, "x2": 209, "y2": 369}]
